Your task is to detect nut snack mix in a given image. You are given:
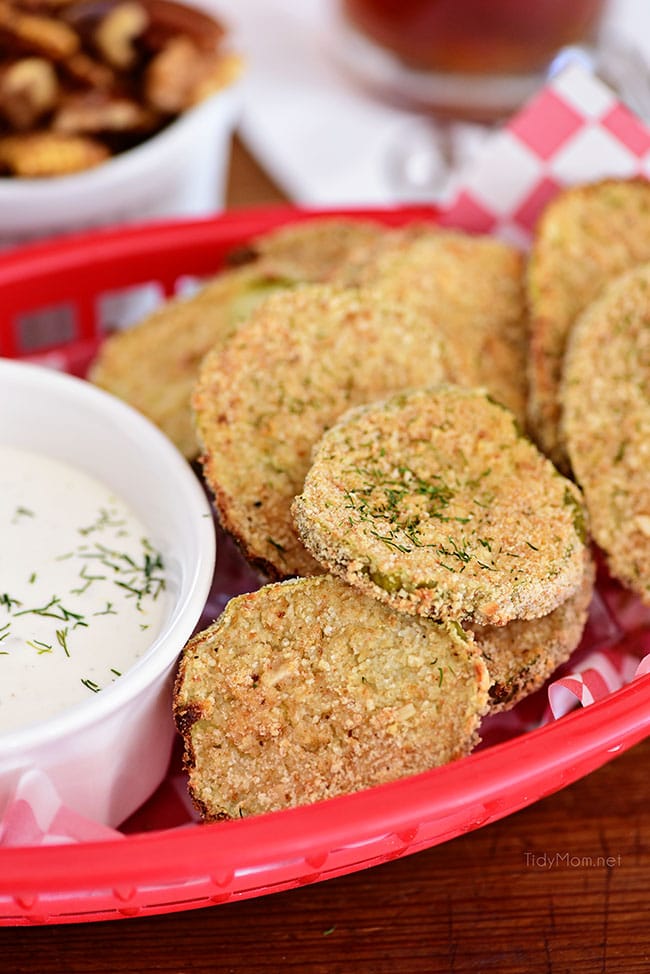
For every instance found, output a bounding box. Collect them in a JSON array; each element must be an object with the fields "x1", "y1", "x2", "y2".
[{"x1": 0, "y1": 0, "x2": 240, "y2": 176}]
